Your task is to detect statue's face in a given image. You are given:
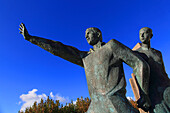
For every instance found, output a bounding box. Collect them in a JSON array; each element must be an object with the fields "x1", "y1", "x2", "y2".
[
  {"x1": 85, "y1": 29, "x2": 100, "y2": 46},
  {"x1": 139, "y1": 28, "x2": 152, "y2": 44}
]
